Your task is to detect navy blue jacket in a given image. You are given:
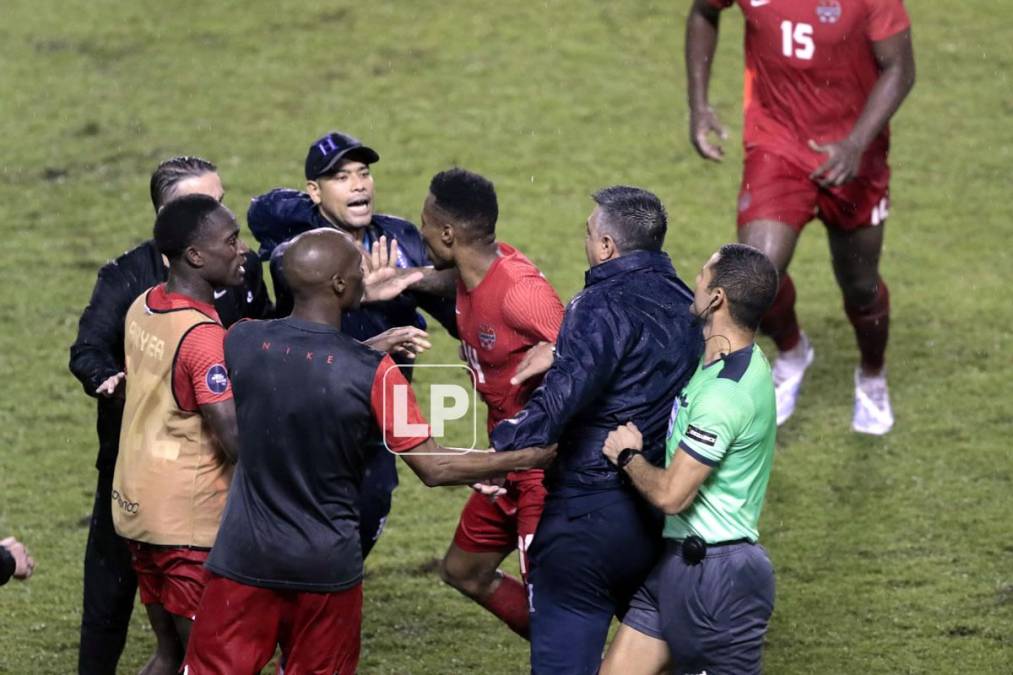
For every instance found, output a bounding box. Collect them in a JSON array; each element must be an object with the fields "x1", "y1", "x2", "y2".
[
  {"x1": 491, "y1": 251, "x2": 703, "y2": 514},
  {"x1": 247, "y1": 188, "x2": 457, "y2": 341}
]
